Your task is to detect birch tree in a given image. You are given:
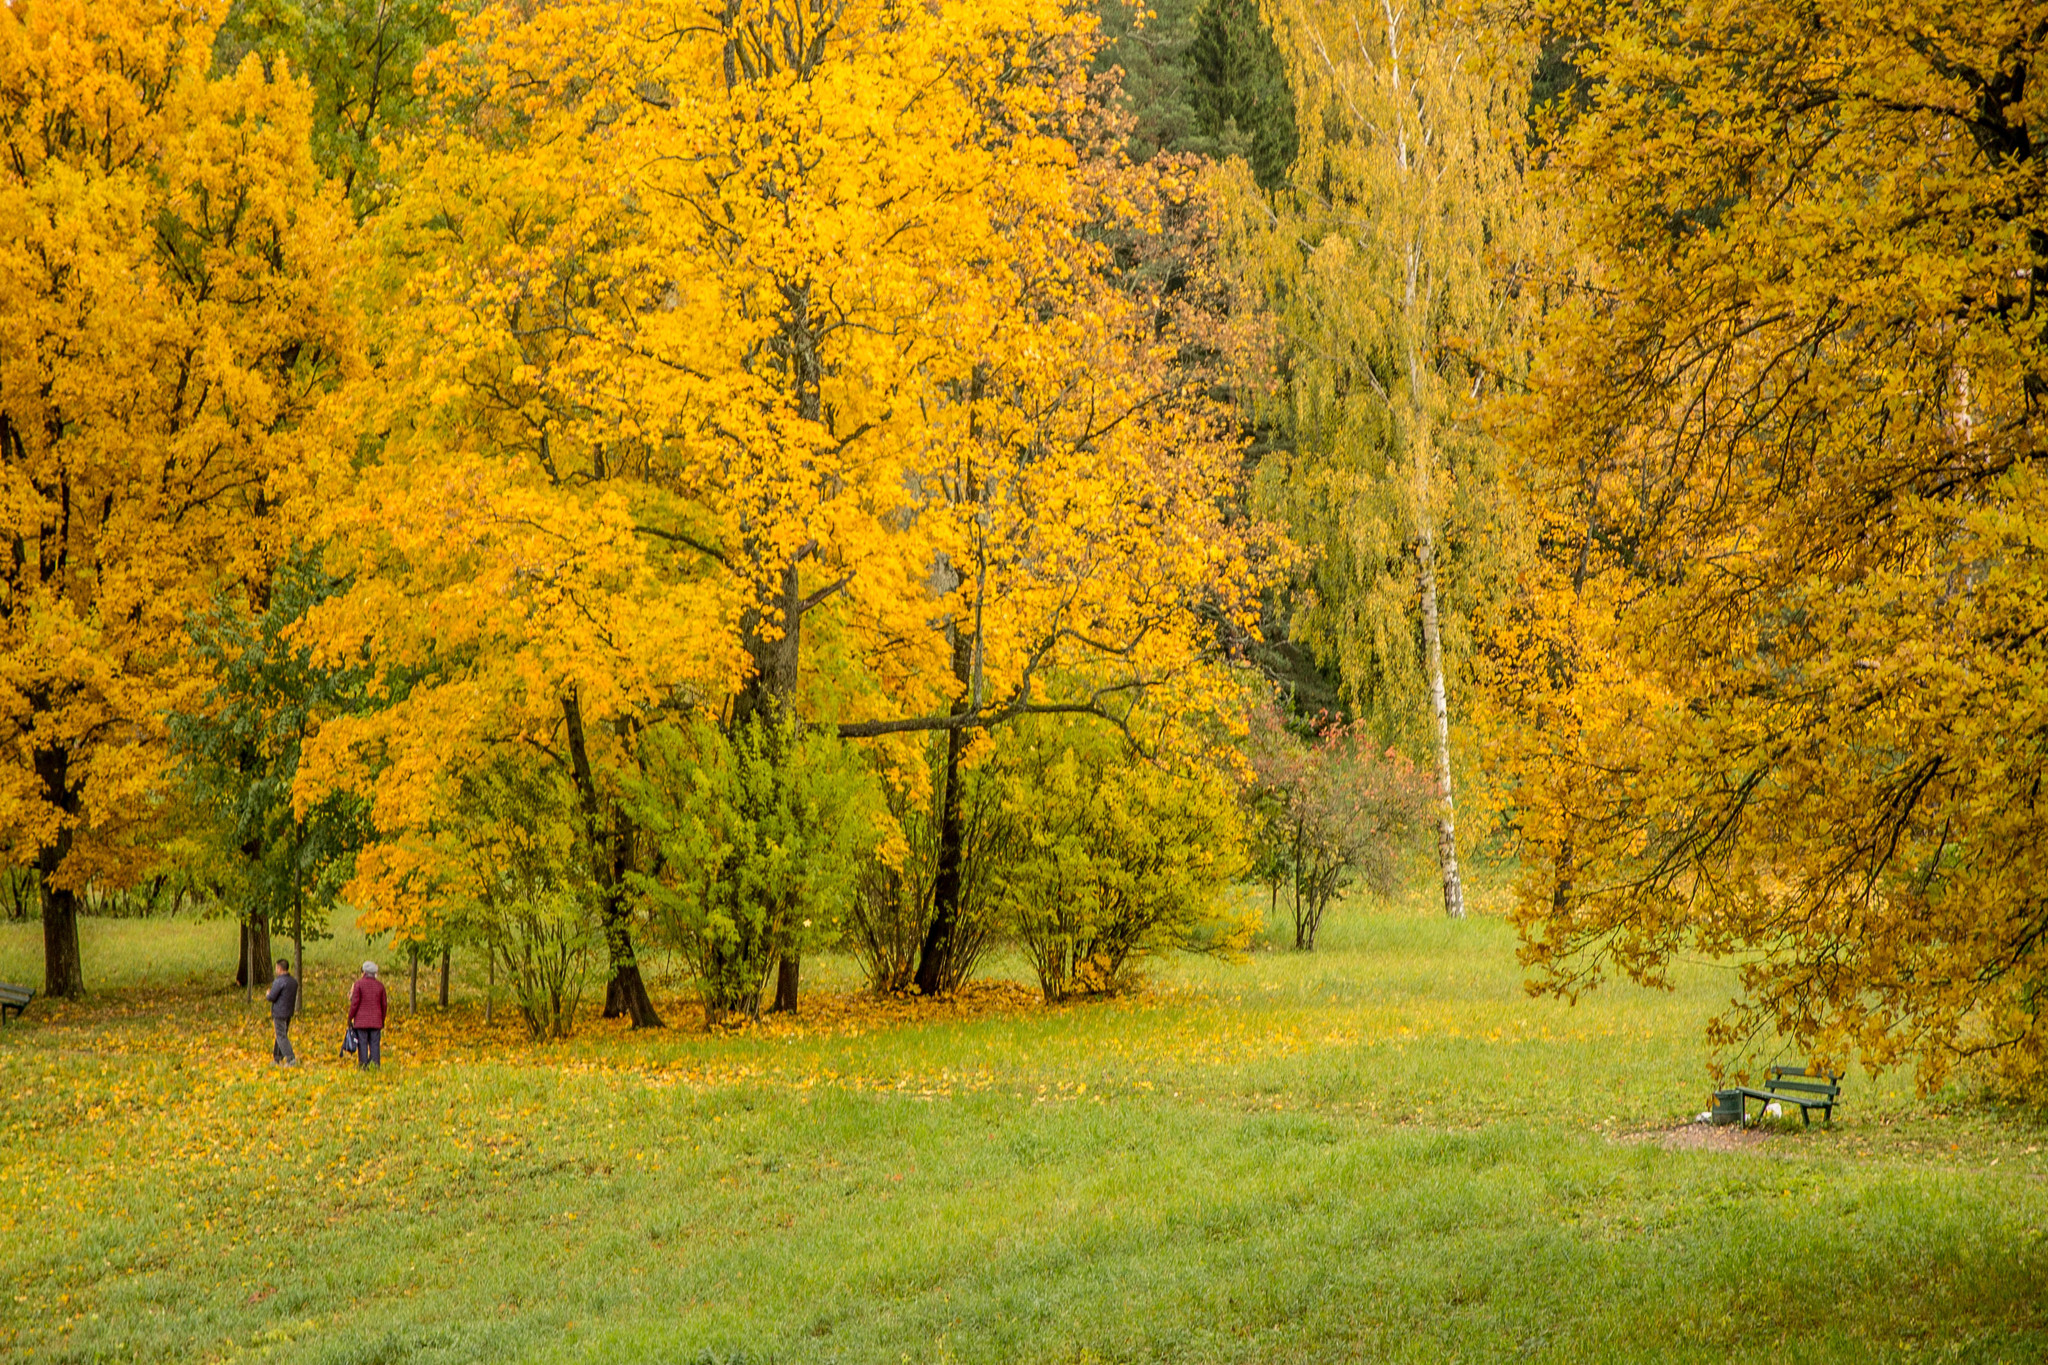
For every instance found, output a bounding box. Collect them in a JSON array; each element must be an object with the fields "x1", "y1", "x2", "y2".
[{"x1": 1225, "y1": 0, "x2": 1534, "y2": 918}]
